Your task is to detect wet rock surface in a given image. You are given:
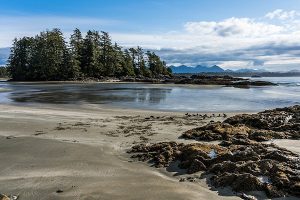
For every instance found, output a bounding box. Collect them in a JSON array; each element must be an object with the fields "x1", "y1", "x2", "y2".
[
  {"x1": 182, "y1": 105, "x2": 300, "y2": 142},
  {"x1": 0, "y1": 194, "x2": 18, "y2": 200},
  {"x1": 129, "y1": 141, "x2": 300, "y2": 198},
  {"x1": 121, "y1": 74, "x2": 276, "y2": 87},
  {"x1": 173, "y1": 75, "x2": 276, "y2": 87},
  {"x1": 128, "y1": 105, "x2": 300, "y2": 198}
]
